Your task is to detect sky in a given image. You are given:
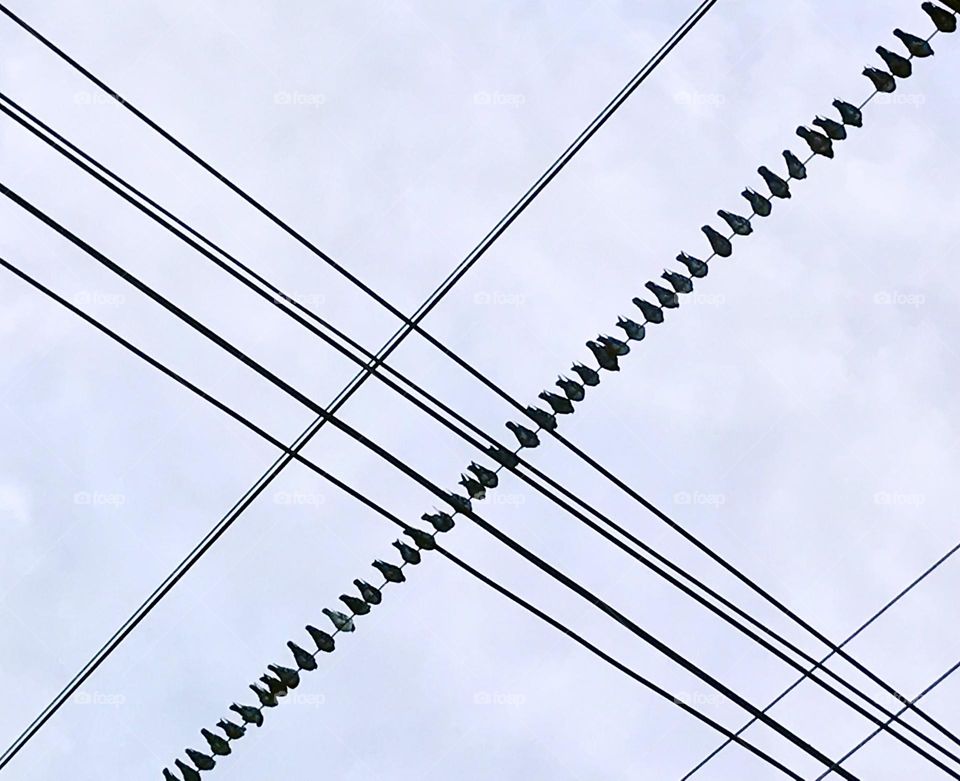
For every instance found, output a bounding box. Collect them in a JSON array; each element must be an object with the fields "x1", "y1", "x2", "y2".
[{"x1": 1, "y1": 0, "x2": 959, "y2": 779}]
